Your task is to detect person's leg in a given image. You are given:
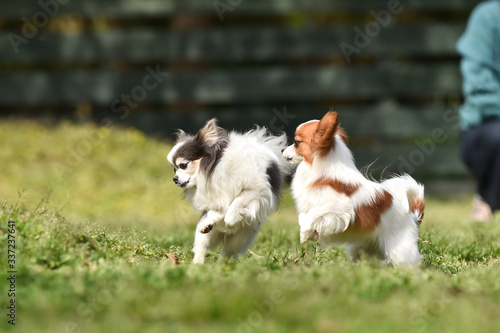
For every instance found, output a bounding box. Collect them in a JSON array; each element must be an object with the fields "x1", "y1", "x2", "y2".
[{"x1": 461, "y1": 120, "x2": 500, "y2": 219}]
